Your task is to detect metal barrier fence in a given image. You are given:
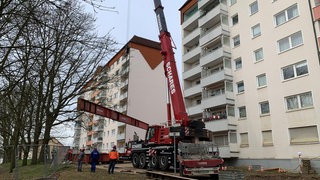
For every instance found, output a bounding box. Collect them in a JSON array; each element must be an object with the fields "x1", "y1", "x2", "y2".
[{"x1": 1, "y1": 144, "x2": 70, "y2": 180}]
